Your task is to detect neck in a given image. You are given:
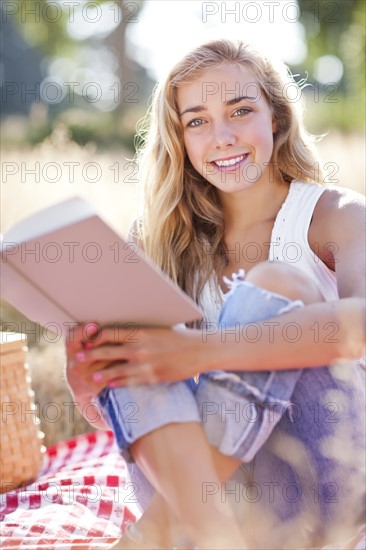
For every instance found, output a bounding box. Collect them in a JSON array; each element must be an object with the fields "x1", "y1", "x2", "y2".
[{"x1": 218, "y1": 178, "x2": 291, "y2": 232}]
